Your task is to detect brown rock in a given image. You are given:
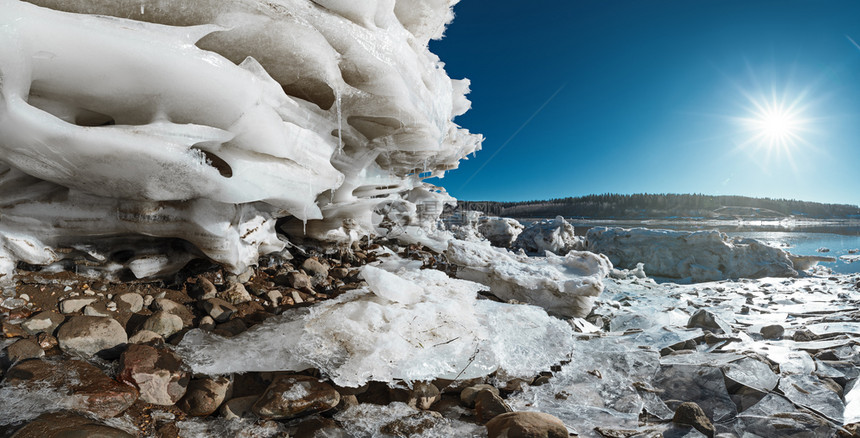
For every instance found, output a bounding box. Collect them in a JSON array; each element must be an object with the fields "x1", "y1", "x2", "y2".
[
  {"x1": 409, "y1": 382, "x2": 441, "y2": 410},
  {"x1": 141, "y1": 311, "x2": 183, "y2": 338},
  {"x1": 252, "y1": 375, "x2": 340, "y2": 420},
  {"x1": 6, "y1": 338, "x2": 44, "y2": 362},
  {"x1": 672, "y1": 401, "x2": 715, "y2": 438},
  {"x1": 35, "y1": 332, "x2": 58, "y2": 350},
  {"x1": 301, "y1": 258, "x2": 329, "y2": 278},
  {"x1": 218, "y1": 282, "x2": 252, "y2": 305},
  {"x1": 153, "y1": 298, "x2": 194, "y2": 327},
  {"x1": 177, "y1": 376, "x2": 232, "y2": 416},
  {"x1": 475, "y1": 389, "x2": 512, "y2": 424},
  {"x1": 21, "y1": 311, "x2": 64, "y2": 335},
  {"x1": 485, "y1": 412, "x2": 568, "y2": 438},
  {"x1": 330, "y1": 267, "x2": 349, "y2": 280},
  {"x1": 381, "y1": 411, "x2": 445, "y2": 436},
  {"x1": 460, "y1": 383, "x2": 499, "y2": 407},
  {"x1": 220, "y1": 395, "x2": 259, "y2": 420},
  {"x1": 287, "y1": 271, "x2": 312, "y2": 290},
  {"x1": 118, "y1": 344, "x2": 188, "y2": 405},
  {"x1": 293, "y1": 416, "x2": 349, "y2": 438},
  {"x1": 4, "y1": 359, "x2": 138, "y2": 418},
  {"x1": 200, "y1": 298, "x2": 236, "y2": 323},
  {"x1": 760, "y1": 324, "x2": 785, "y2": 340},
  {"x1": 10, "y1": 411, "x2": 135, "y2": 438},
  {"x1": 56, "y1": 316, "x2": 127, "y2": 358}
]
